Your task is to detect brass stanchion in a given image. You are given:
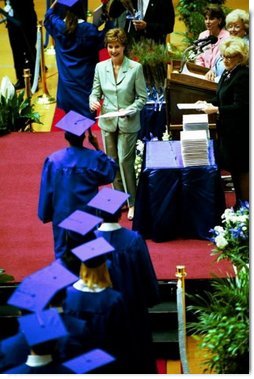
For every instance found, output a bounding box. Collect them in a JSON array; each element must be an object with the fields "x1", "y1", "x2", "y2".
[
  {"x1": 175, "y1": 265, "x2": 189, "y2": 374},
  {"x1": 23, "y1": 68, "x2": 33, "y2": 131},
  {"x1": 23, "y1": 68, "x2": 32, "y2": 99},
  {"x1": 36, "y1": 20, "x2": 55, "y2": 105}
]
